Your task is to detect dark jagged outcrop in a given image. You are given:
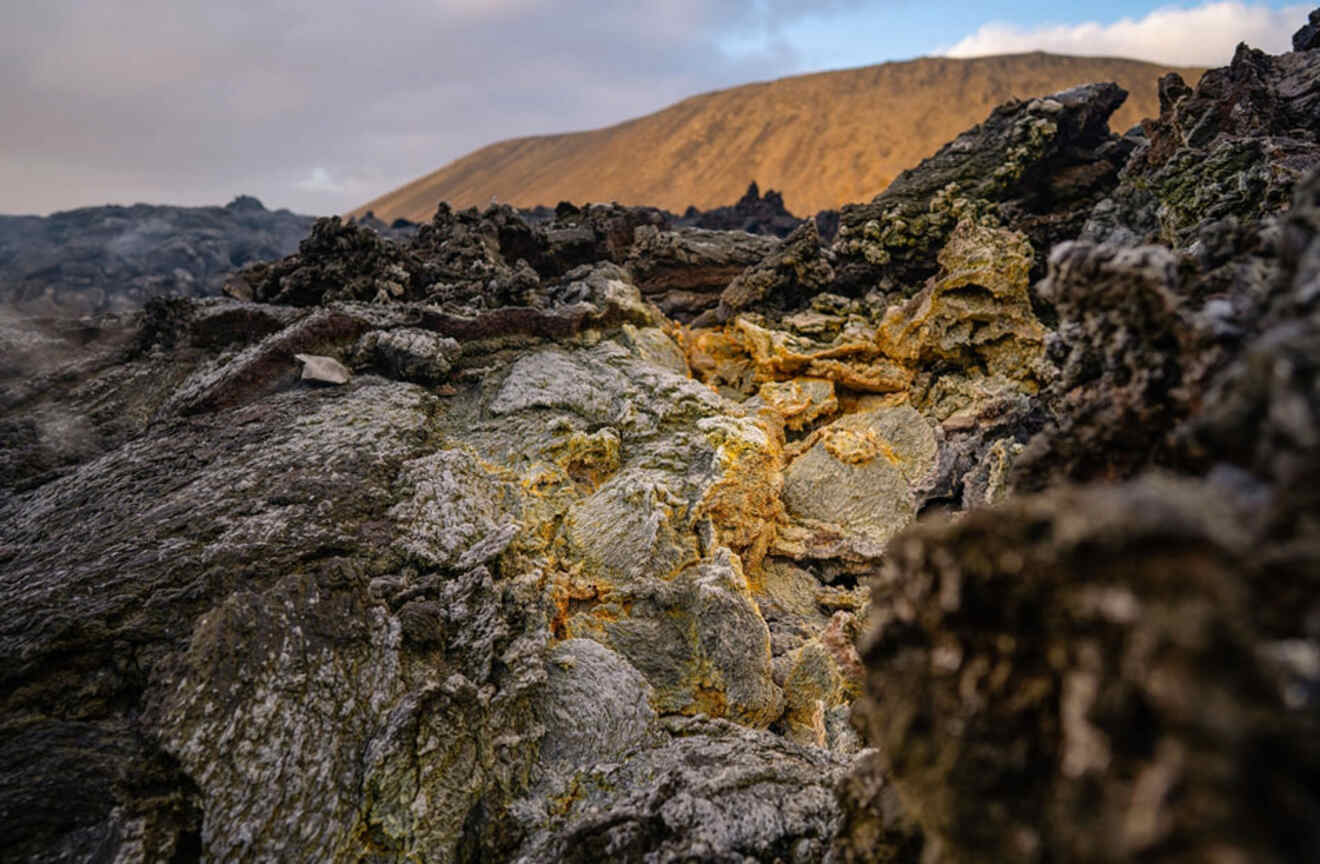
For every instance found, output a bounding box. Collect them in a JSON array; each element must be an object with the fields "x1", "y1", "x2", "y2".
[
  {"x1": 4, "y1": 11, "x2": 1320, "y2": 864},
  {"x1": 0, "y1": 189, "x2": 823, "y2": 322},
  {"x1": 1083, "y1": 44, "x2": 1320, "y2": 250},
  {"x1": 677, "y1": 182, "x2": 806, "y2": 238},
  {"x1": 0, "y1": 197, "x2": 315, "y2": 316},
  {"x1": 1295, "y1": 8, "x2": 1320, "y2": 52},
  {"x1": 832, "y1": 82, "x2": 1136, "y2": 294}
]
